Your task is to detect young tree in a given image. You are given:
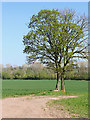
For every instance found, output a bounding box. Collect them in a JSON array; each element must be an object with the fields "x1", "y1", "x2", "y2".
[{"x1": 23, "y1": 9, "x2": 88, "y2": 91}]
